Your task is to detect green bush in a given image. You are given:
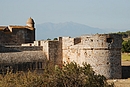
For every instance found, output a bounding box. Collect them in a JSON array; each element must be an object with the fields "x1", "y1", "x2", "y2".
[
  {"x1": 52, "y1": 62, "x2": 113, "y2": 87},
  {"x1": 0, "y1": 62, "x2": 113, "y2": 87},
  {"x1": 122, "y1": 40, "x2": 130, "y2": 53}
]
